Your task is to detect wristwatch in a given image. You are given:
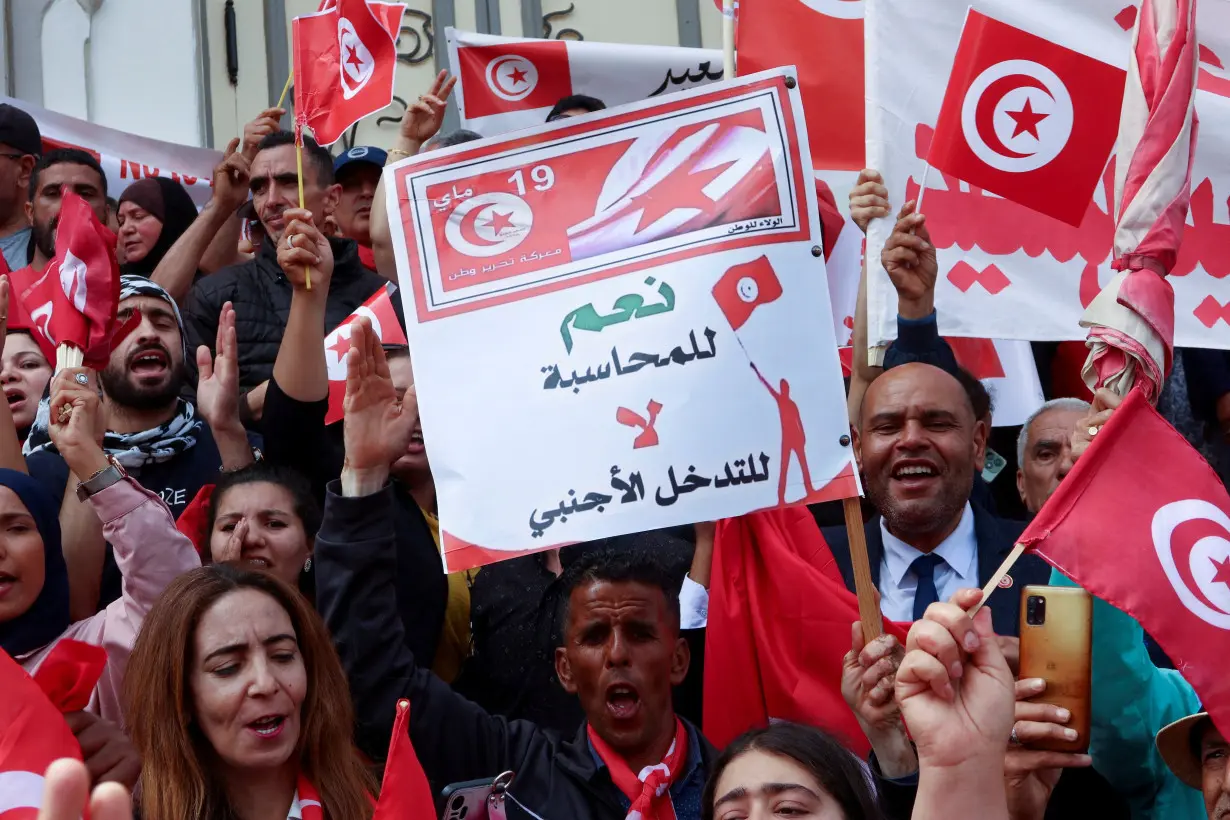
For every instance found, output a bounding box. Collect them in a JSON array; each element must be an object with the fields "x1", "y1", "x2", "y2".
[{"x1": 76, "y1": 457, "x2": 128, "y2": 501}]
